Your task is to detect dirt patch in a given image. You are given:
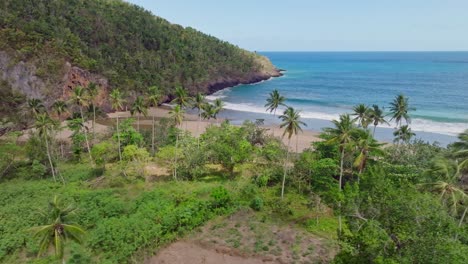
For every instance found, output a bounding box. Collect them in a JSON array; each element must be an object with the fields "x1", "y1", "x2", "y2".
[
  {"x1": 146, "y1": 241, "x2": 272, "y2": 264},
  {"x1": 147, "y1": 209, "x2": 337, "y2": 264}
]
